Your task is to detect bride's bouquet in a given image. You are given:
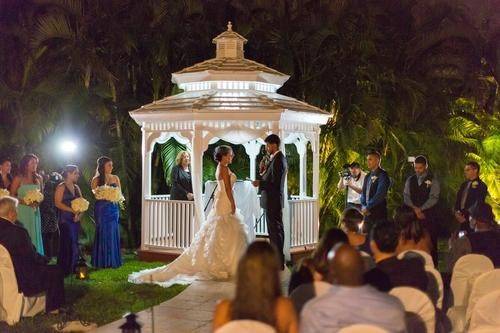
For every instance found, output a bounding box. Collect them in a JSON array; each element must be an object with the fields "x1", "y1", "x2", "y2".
[
  {"x1": 0, "y1": 188, "x2": 10, "y2": 198},
  {"x1": 71, "y1": 197, "x2": 90, "y2": 213},
  {"x1": 23, "y1": 189, "x2": 44, "y2": 206},
  {"x1": 93, "y1": 185, "x2": 125, "y2": 204}
]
